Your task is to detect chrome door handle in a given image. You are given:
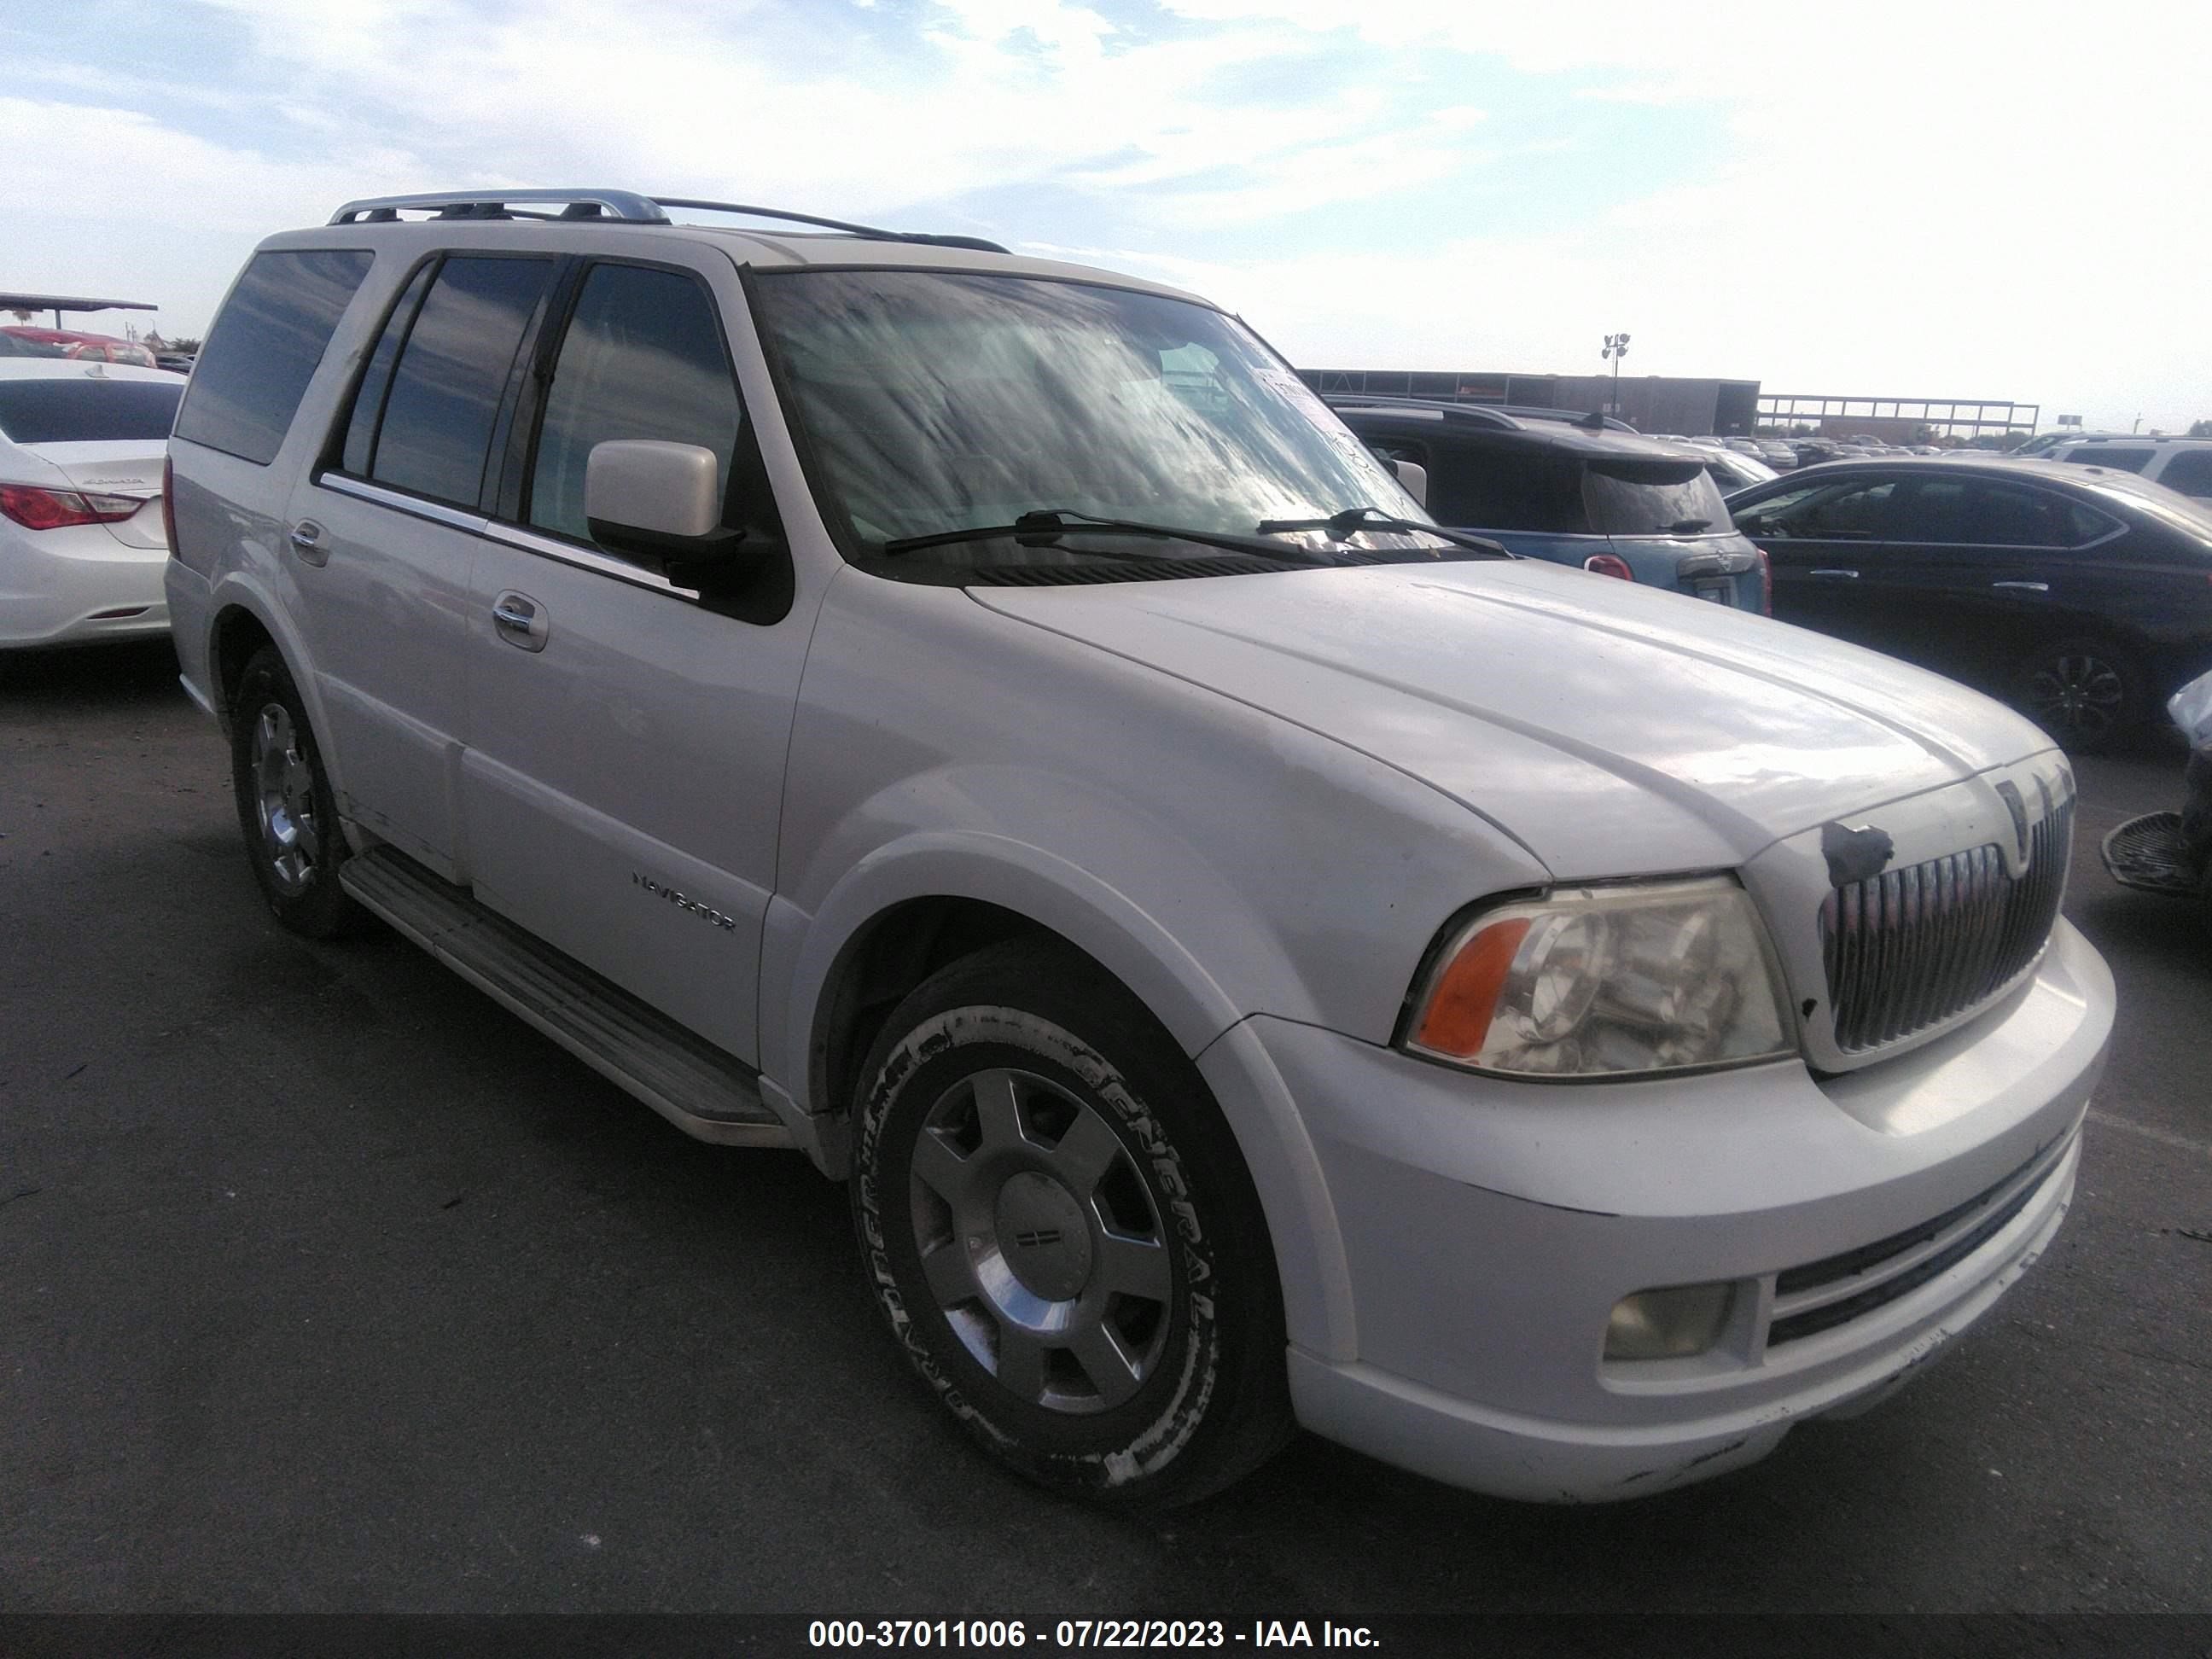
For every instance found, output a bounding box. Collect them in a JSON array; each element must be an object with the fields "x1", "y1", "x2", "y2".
[
  {"x1": 288, "y1": 520, "x2": 329, "y2": 567},
  {"x1": 1809, "y1": 568, "x2": 1860, "y2": 579},
  {"x1": 491, "y1": 591, "x2": 548, "y2": 652},
  {"x1": 1992, "y1": 580, "x2": 2049, "y2": 593}
]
